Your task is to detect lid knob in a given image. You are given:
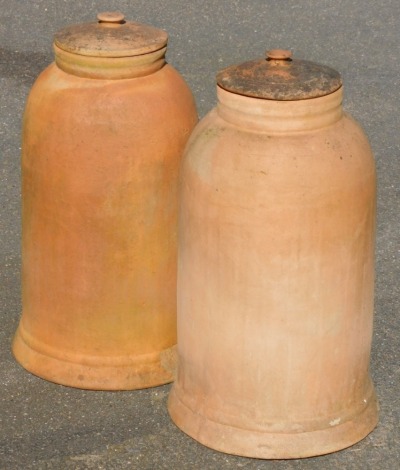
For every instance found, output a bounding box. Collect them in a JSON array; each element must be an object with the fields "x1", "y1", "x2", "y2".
[
  {"x1": 266, "y1": 49, "x2": 292, "y2": 61},
  {"x1": 97, "y1": 11, "x2": 125, "y2": 24}
]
